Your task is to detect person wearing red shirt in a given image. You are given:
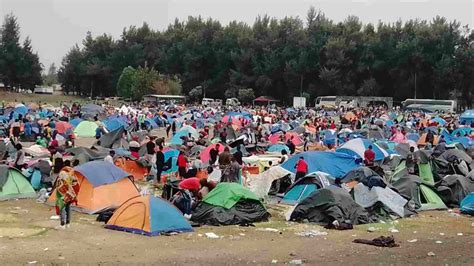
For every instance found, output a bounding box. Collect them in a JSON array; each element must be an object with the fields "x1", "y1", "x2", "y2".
[
  {"x1": 295, "y1": 157, "x2": 308, "y2": 182},
  {"x1": 364, "y1": 145, "x2": 376, "y2": 166},
  {"x1": 177, "y1": 151, "x2": 188, "y2": 178}
]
